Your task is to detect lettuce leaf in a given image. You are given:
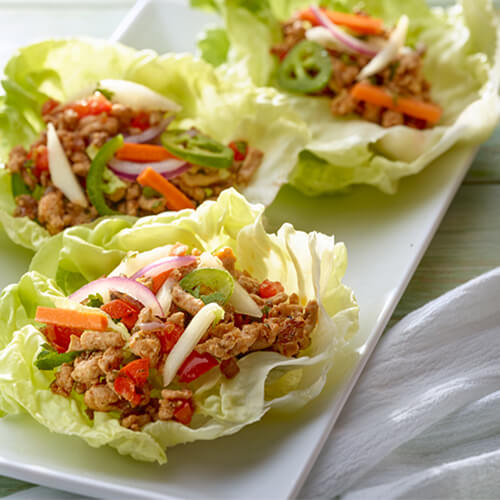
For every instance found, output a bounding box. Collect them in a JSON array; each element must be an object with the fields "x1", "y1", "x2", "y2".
[
  {"x1": 0, "y1": 38, "x2": 309, "y2": 250},
  {"x1": 196, "y1": 0, "x2": 500, "y2": 194},
  {"x1": 0, "y1": 189, "x2": 359, "y2": 463}
]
